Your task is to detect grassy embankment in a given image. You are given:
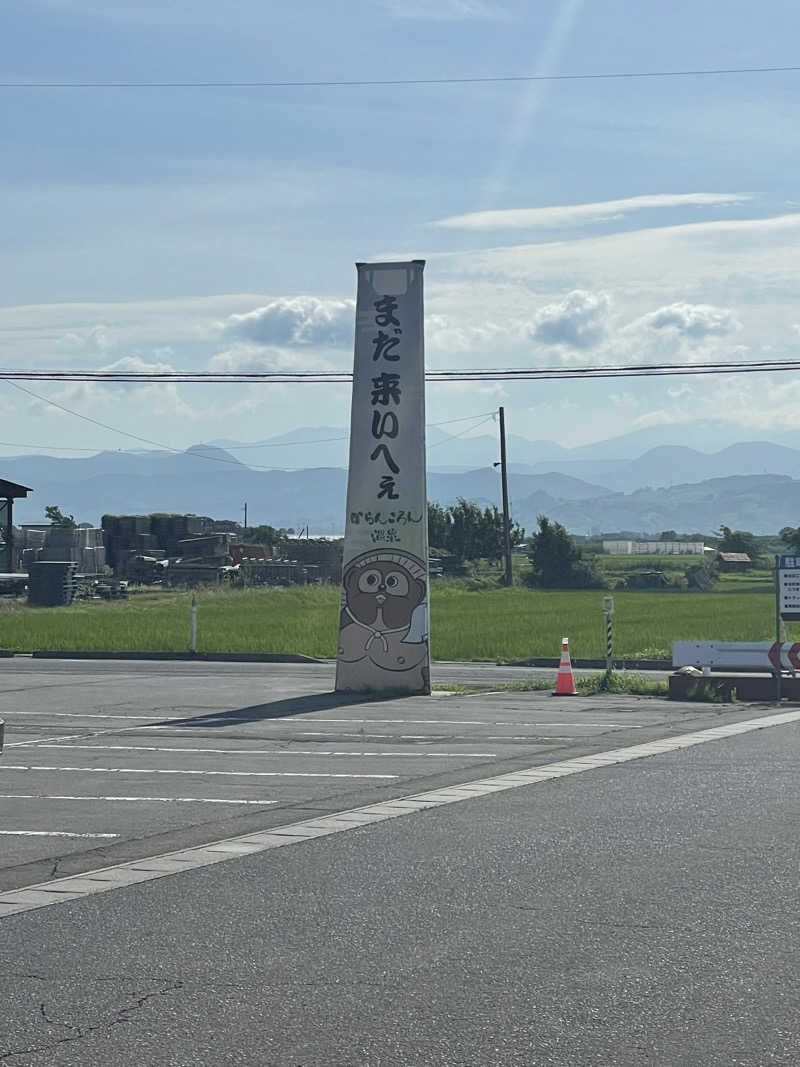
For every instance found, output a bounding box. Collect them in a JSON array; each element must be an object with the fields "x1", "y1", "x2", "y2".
[{"x1": 0, "y1": 573, "x2": 790, "y2": 661}]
